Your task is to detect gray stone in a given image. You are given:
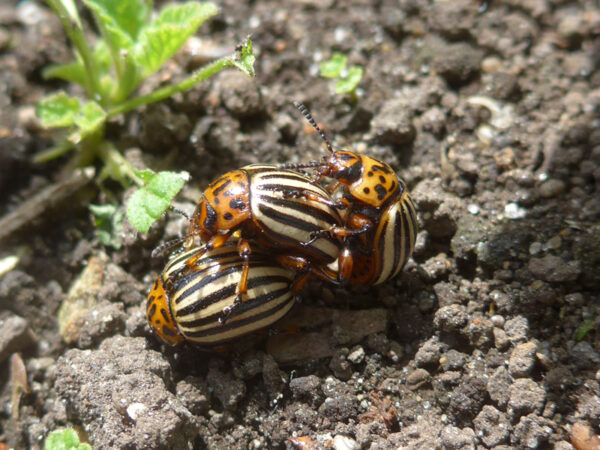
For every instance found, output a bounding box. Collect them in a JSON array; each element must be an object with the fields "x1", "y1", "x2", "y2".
[
  {"x1": 569, "y1": 341, "x2": 600, "y2": 370},
  {"x1": 508, "y1": 379, "x2": 546, "y2": 418},
  {"x1": 509, "y1": 341, "x2": 537, "y2": 377},
  {"x1": 487, "y1": 366, "x2": 511, "y2": 408},
  {"x1": 528, "y1": 255, "x2": 581, "y2": 283},
  {"x1": 206, "y1": 361, "x2": 246, "y2": 411},
  {"x1": 176, "y1": 376, "x2": 209, "y2": 416},
  {"x1": 433, "y1": 42, "x2": 483, "y2": 87},
  {"x1": 441, "y1": 350, "x2": 468, "y2": 371},
  {"x1": 538, "y1": 179, "x2": 566, "y2": 198},
  {"x1": 414, "y1": 337, "x2": 445, "y2": 368},
  {"x1": 504, "y1": 316, "x2": 530, "y2": 344},
  {"x1": 439, "y1": 425, "x2": 476, "y2": 449},
  {"x1": 77, "y1": 302, "x2": 127, "y2": 349},
  {"x1": 473, "y1": 405, "x2": 511, "y2": 447},
  {"x1": 289, "y1": 375, "x2": 322, "y2": 406},
  {"x1": 0, "y1": 315, "x2": 36, "y2": 364},
  {"x1": 434, "y1": 304, "x2": 468, "y2": 332},
  {"x1": 510, "y1": 414, "x2": 554, "y2": 448},
  {"x1": 370, "y1": 98, "x2": 416, "y2": 147}
]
